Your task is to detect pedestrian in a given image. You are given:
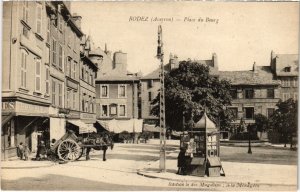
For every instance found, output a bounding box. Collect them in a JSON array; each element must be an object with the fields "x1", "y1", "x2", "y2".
[
  {"x1": 177, "y1": 147, "x2": 186, "y2": 175},
  {"x1": 23, "y1": 144, "x2": 30, "y2": 161},
  {"x1": 17, "y1": 142, "x2": 24, "y2": 160}
]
